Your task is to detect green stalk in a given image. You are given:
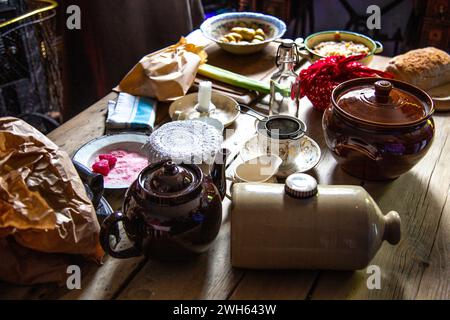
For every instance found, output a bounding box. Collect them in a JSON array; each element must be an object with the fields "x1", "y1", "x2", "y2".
[{"x1": 198, "y1": 64, "x2": 271, "y2": 94}]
